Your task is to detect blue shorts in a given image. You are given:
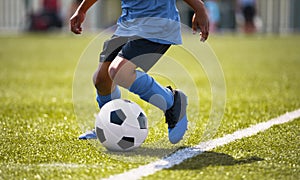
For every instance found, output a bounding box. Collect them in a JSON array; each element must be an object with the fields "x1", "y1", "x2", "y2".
[{"x1": 99, "y1": 36, "x2": 170, "y2": 72}]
